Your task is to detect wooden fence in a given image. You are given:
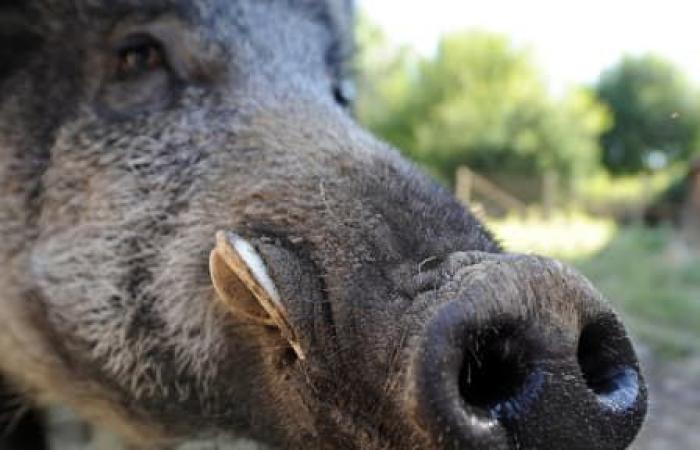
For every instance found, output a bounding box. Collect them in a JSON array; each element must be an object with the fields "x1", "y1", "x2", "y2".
[
  {"x1": 454, "y1": 167, "x2": 595, "y2": 219},
  {"x1": 455, "y1": 166, "x2": 528, "y2": 217}
]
